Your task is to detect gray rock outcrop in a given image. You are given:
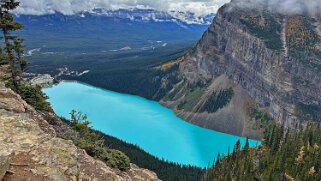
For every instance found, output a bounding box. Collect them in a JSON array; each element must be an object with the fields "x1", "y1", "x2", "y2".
[{"x1": 0, "y1": 72, "x2": 160, "y2": 181}]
